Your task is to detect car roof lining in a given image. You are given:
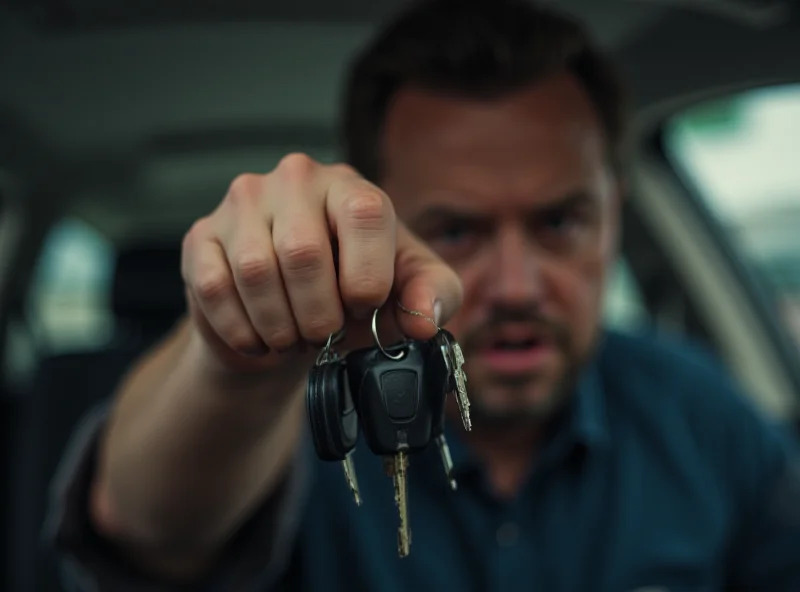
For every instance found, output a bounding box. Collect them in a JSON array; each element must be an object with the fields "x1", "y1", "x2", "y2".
[{"x1": 0, "y1": 0, "x2": 798, "y2": 249}]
